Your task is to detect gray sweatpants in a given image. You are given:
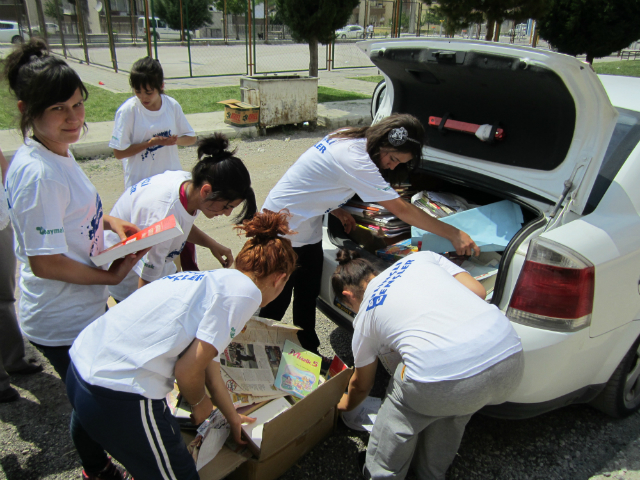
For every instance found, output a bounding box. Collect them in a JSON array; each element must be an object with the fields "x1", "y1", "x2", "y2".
[{"x1": 365, "y1": 351, "x2": 524, "y2": 480}]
